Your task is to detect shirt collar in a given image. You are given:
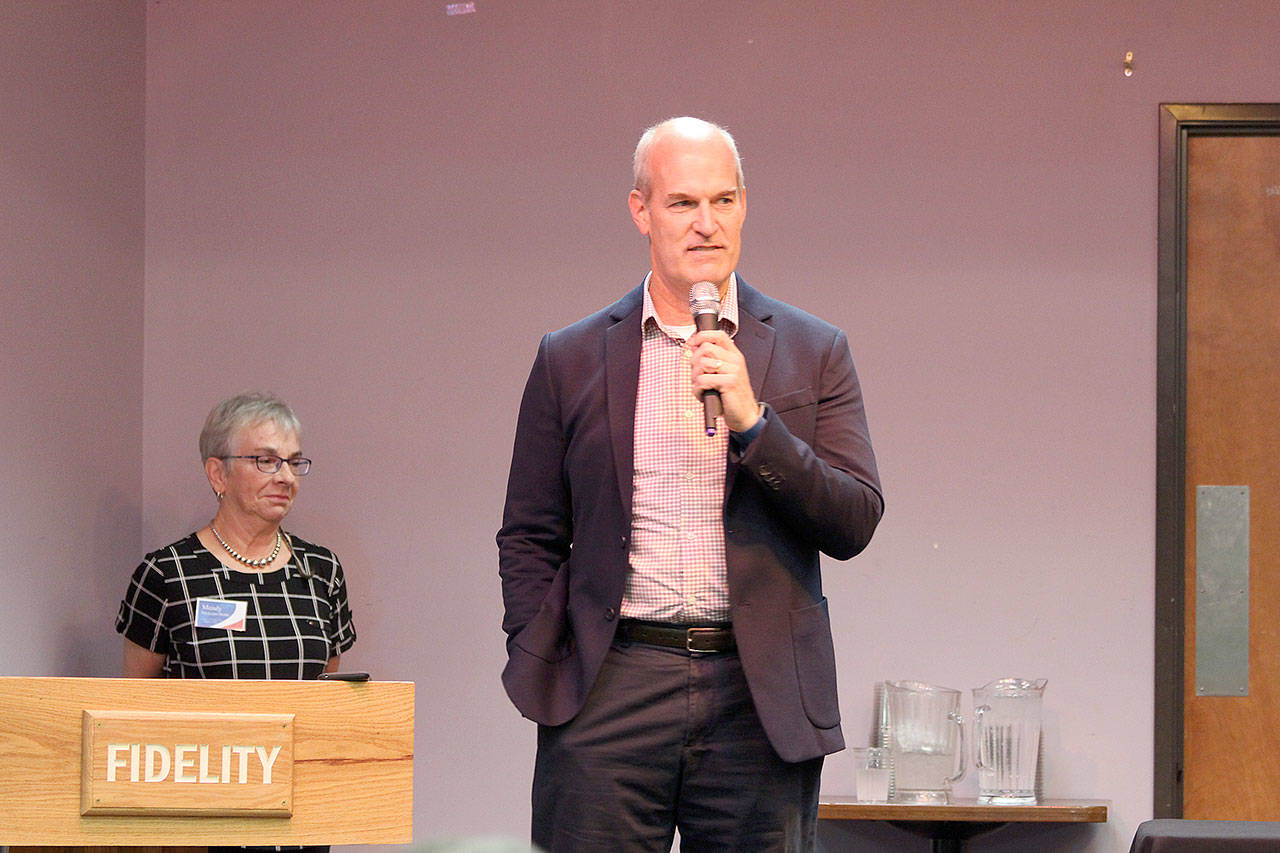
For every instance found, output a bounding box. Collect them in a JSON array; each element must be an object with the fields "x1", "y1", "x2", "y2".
[{"x1": 641, "y1": 272, "x2": 740, "y2": 339}]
